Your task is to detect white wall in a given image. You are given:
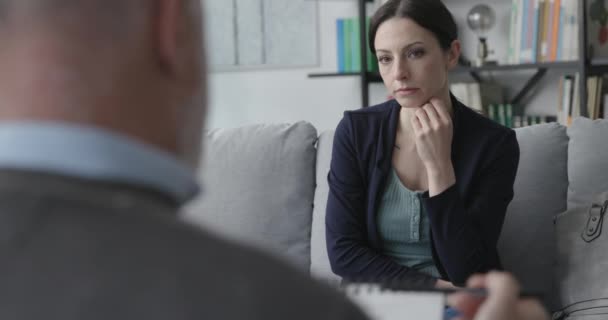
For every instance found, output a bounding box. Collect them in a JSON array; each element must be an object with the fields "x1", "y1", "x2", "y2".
[{"x1": 205, "y1": 0, "x2": 561, "y2": 132}]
